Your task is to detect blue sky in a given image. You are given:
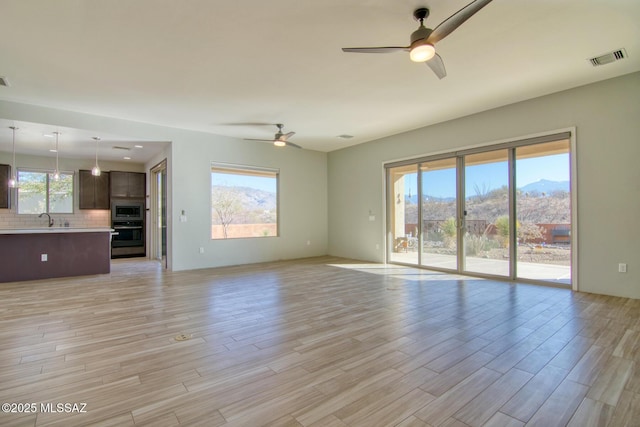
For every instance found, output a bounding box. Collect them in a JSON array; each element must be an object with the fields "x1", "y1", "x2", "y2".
[{"x1": 405, "y1": 153, "x2": 570, "y2": 198}]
